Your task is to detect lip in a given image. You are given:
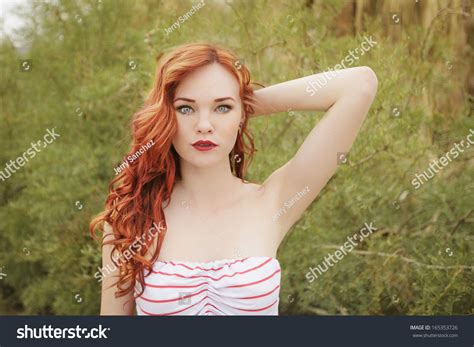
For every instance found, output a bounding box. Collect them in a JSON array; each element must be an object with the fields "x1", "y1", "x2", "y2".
[{"x1": 192, "y1": 140, "x2": 218, "y2": 152}]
